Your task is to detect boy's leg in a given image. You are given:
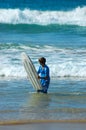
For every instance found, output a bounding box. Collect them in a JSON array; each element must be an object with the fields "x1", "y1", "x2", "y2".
[{"x1": 37, "y1": 89, "x2": 47, "y2": 94}]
